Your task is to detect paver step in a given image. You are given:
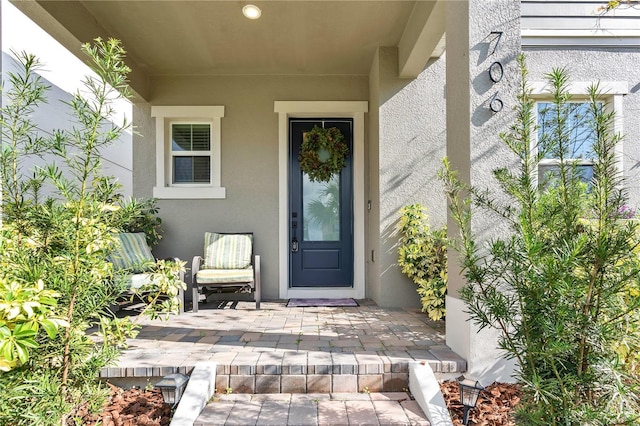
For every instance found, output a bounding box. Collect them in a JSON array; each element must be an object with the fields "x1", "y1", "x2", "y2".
[
  {"x1": 213, "y1": 354, "x2": 417, "y2": 394},
  {"x1": 195, "y1": 392, "x2": 430, "y2": 426},
  {"x1": 102, "y1": 349, "x2": 465, "y2": 393}
]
